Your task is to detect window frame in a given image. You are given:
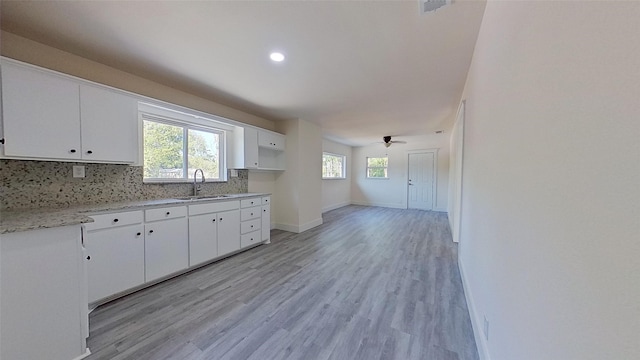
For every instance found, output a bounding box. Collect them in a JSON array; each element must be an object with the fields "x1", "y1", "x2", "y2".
[
  {"x1": 322, "y1": 152, "x2": 347, "y2": 180},
  {"x1": 366, "y1": 156, "x2": 389, "y2": 179},
  {"x1": 141, "y1": 112, "x2": 227, "y2": 183}
]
